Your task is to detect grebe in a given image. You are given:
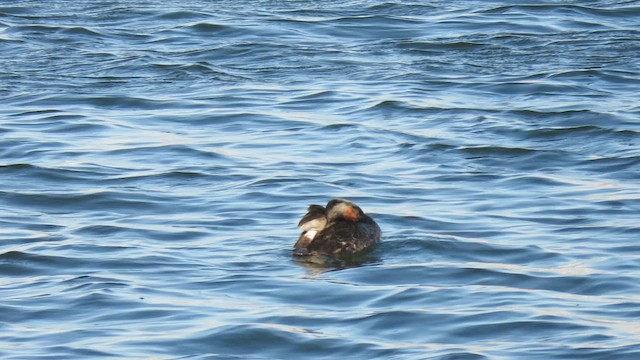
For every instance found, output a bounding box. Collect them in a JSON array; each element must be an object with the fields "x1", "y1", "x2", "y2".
[{"x1": 294, "y1": 199, "x2": 381, "y2": 257}]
